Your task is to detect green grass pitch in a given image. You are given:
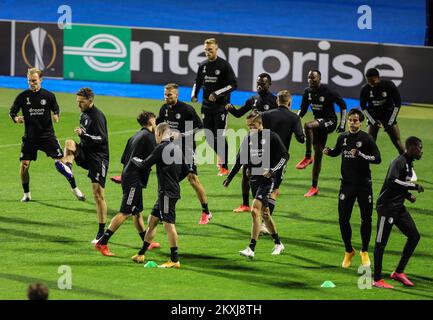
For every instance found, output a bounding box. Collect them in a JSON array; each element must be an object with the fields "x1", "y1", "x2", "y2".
[{"x1": 0, "y1": 87, "x2": 432, "y2": 300}]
